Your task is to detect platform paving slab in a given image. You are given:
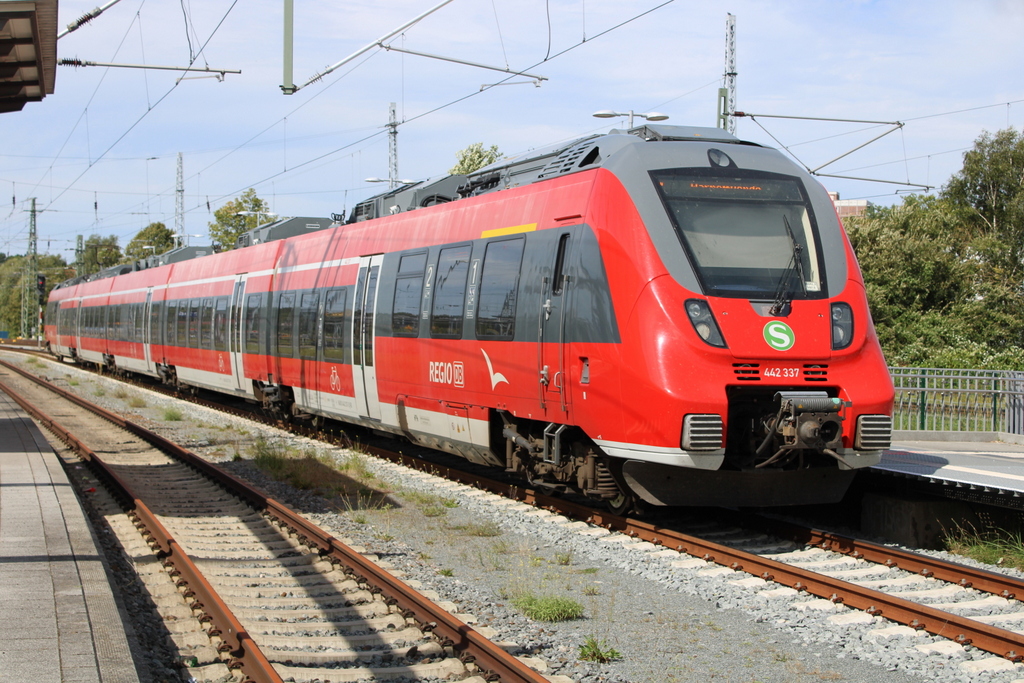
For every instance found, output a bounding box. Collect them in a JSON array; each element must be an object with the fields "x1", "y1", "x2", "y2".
[{"x1": 0, "y1": 390, "x2": 142, "y2": 683}]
